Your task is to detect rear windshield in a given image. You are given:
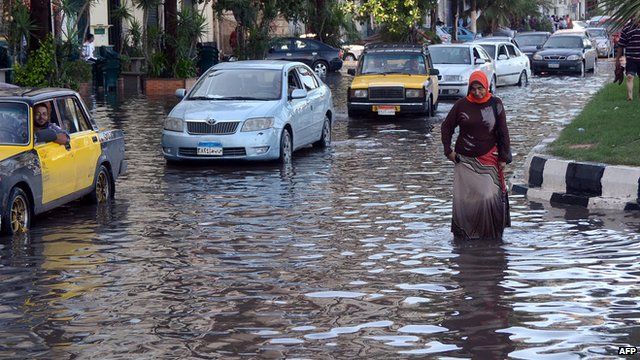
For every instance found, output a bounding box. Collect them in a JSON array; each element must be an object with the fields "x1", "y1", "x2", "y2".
[
  {"x1": 515, "y1": 35, "x2": 548, "y2": 46},
  {"x1": 587, "y1": 29, "x2": 607, "y2": 38},
  {"x1": 0, "y1": 102, "x2": 29, "y2": 145},
  {"x1": 429, "y1": 47, "x2": 471, "y2": 65}
]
